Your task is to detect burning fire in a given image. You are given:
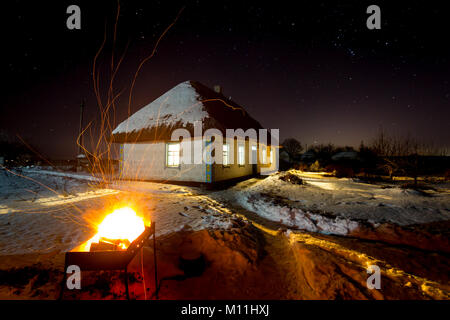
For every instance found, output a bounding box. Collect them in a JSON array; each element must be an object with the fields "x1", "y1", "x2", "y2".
[{"x1": 83, "y1": 207, "x2": 147, "y2": 251}]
